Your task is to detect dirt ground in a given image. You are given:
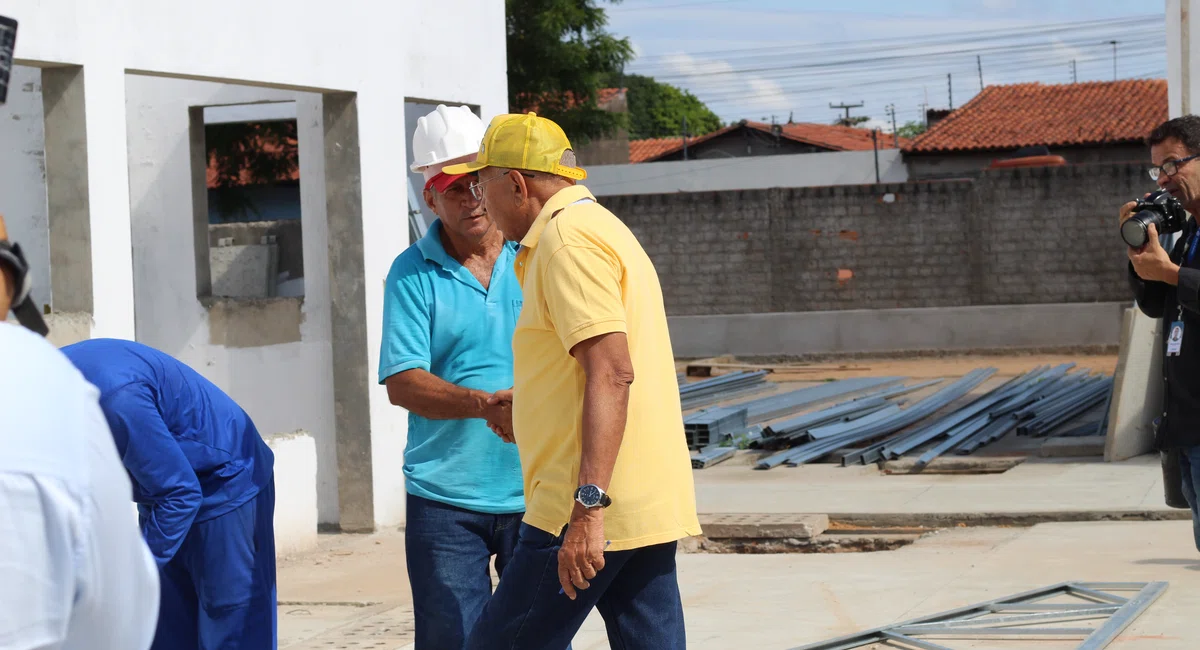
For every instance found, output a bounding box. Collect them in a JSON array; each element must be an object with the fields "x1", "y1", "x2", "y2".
[{"x1": 680, "y1": 351, "x2": 1119, "y2": 382}]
